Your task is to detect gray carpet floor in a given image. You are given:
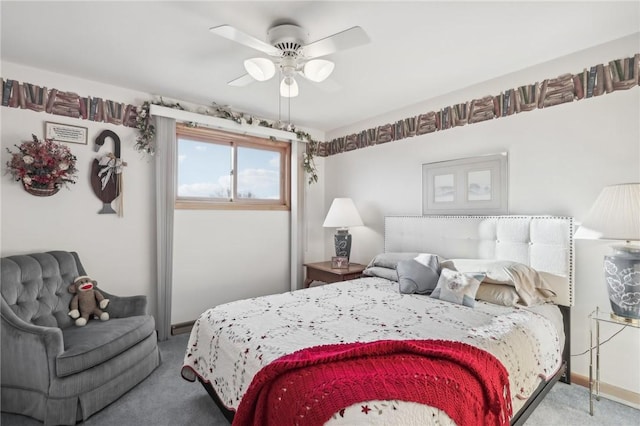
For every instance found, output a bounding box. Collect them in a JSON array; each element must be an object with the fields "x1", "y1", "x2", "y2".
[{"x1": 2, "y1": 333, "x2": 638, "y2": 425}]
